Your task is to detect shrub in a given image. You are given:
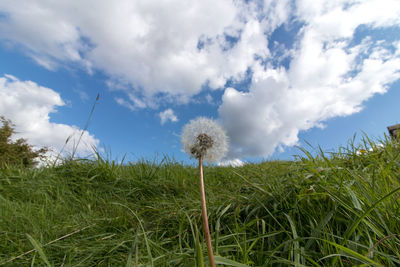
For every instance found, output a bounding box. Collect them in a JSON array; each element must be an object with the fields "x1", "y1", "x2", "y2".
[{"x1": 0, "y1": 116, "x2": 47, "y2": 168}]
